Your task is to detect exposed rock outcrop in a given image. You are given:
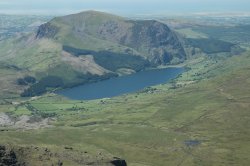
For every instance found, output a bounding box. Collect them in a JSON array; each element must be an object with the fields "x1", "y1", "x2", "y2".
[
  {"x1": 0, "y1": 146, "x2": 20, "y2": 166},
  {"x1": 36, "y1": 22, "x2": 59, "y2": 39},
  {"x1": 110, "y1": 158, "x2": 127, "y2": 166},
  {"x1": 98, "y1": 19, "x2": 186, "y2": 64}
]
